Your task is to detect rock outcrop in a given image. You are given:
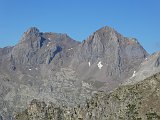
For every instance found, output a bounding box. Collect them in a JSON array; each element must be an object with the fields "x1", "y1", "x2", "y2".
[{"x1": 15, "y1": 72, "x2": 160, "y2": 120}]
